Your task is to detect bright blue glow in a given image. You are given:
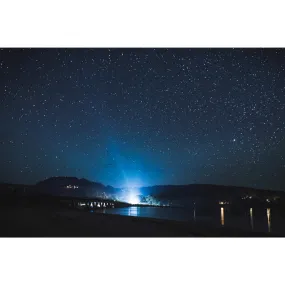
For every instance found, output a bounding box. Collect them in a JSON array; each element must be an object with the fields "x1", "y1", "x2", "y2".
[
  {"x1": 127, "y1": 193, "x2": 140, "y2": 205},
  {"x1": 124, "y1": 187, "x2": 141, "y2": 204}
]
